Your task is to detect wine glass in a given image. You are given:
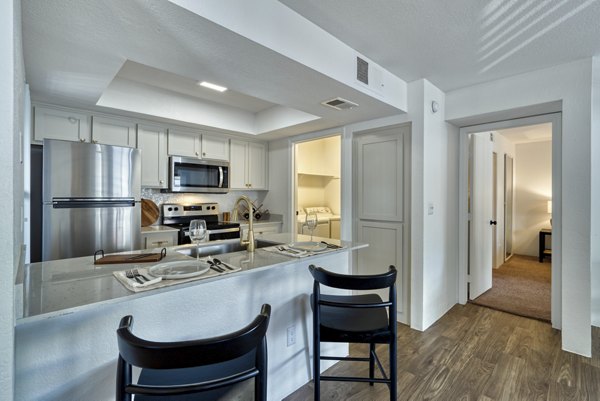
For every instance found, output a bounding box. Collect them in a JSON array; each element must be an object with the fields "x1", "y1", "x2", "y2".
[
  {"x1": 305, "y1": 212, "x2": 318, "y2": 242},
  {"x1": 189, "y1": 219, "x2": 207, "y2": 263}
]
